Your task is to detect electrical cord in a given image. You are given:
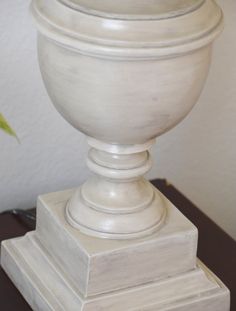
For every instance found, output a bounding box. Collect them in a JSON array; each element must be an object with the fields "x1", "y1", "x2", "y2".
[{"x1": 0, "y1": 208, "x2": 36, "y2": 230}]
